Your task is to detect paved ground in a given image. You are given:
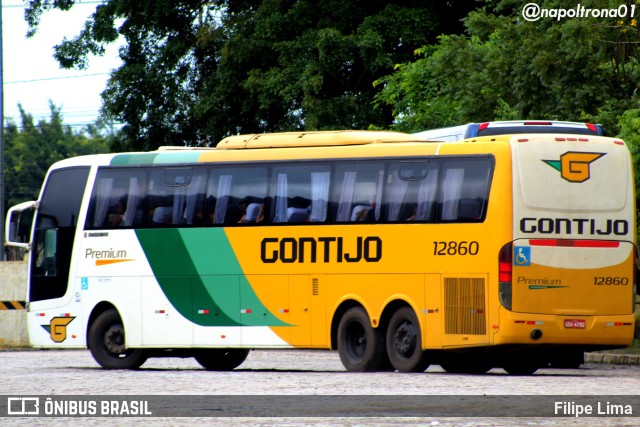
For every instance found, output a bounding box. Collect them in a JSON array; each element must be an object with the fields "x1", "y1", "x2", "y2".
[{"x1": 1, "y1": 349, "x2": 639, "y2": 426}]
